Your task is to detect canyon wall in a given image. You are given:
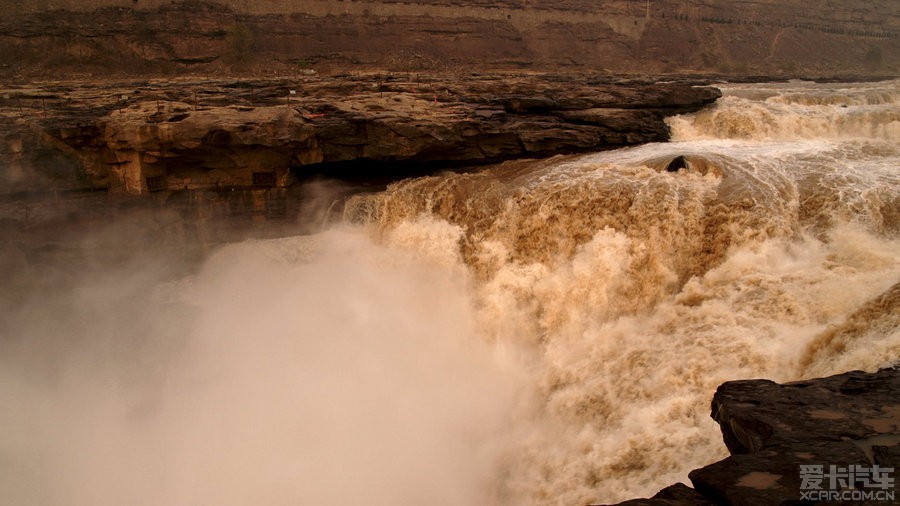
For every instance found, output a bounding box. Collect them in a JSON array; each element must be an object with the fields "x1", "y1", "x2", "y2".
[
  {"x1": 0, "y1": 0, "x2": 897, "y2": 79},
  {"x1": 0, "y1": 74, "x2": 721, "y2": 195}
]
